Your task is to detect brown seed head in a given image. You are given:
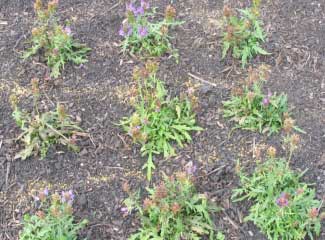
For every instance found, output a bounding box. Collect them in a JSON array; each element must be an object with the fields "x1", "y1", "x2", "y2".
[
  {"x1": 291, "y1": 134, "x2": 300, "y2": 146},
  {"x1": 145, "y1": 61, "x2": 159, "y2": 75},
  {"x1": 223, "y1": 5, "x2": 232, "y2": 18},
  {"x1": 154, "y1": 183, "x2": 168, "y2": 200},
  {"x1": 122, "y1": 182, "x2": 130, "y2": 193},
  {"x1": 283, "y1": 117, "x2": 294, "y2": 133},
  {"x1": 50, "y1": 206, "x2": 60, "y2": 217},
  {"x1": 296, "y1": 188, "x2": 304, "y2": 195},
  {"x1": 175, "y1": 171, "x2": 188, "y2": 183},
  {"x1": 171, "y1": 202, "x2": 181, "y2": 214},
  {"x1": 34, "y1": 0, "x2": 43, "y2": 12},
  {"x1": 36, "y1": 210, "x2": 46, "y2": 219},
  {"x1": 9, "y1": 94, "x2": 18, "y2": 109},
  {"x1": 31, "y1": 78, "x2": 39, "y2": 95},
  {"x1": 247, "y1": 91, "x2": 255, "y2": 102},
  {"x1": 48, "y1": 0, "x2": 58, "y2": 12},
  {"x1": 309, "y1": 208, "x2": 319, "y2": 219},
  {"x1": 57, "y1": 104, "x2": 66, "y2": 121},
  {"x1": 143, "y1": 198, "x2": 154, "y2": 211},
  {"x1": 51, "y1": 193, "x2": 60, "y2": 203},
  {"x1": 165, "y1": 5, "x2": 176, "y2": 21},
  {"x1": 267, "y1": 146, "x2": 277, "y2": 158},
  {"x1": 160, "y1": 25, "x2": 169, "y2": 35}
]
